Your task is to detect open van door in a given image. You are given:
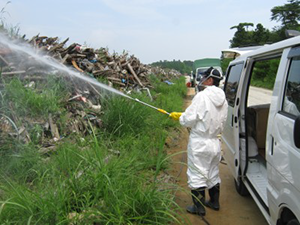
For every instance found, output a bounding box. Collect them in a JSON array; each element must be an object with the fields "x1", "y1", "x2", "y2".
[{"x1": 222, "y1": 62, "x2": 245, "y2": 181}]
